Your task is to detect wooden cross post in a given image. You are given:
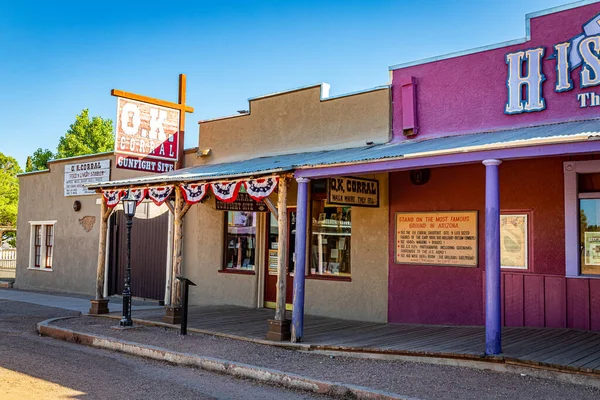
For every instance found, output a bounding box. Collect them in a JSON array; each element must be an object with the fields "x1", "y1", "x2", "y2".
[{"x1": 111, "y1": 74, "x2": 194, "y2": 323}]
